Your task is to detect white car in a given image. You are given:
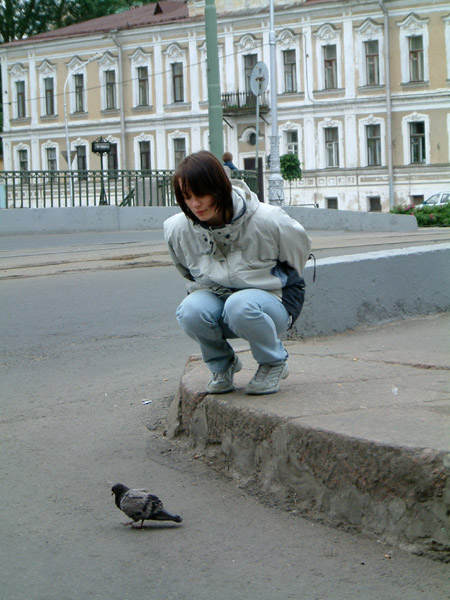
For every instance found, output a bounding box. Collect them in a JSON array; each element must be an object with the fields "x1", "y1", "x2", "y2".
[{"x1": 417, "y1": 192, "x2": 450, "y2": 209}]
